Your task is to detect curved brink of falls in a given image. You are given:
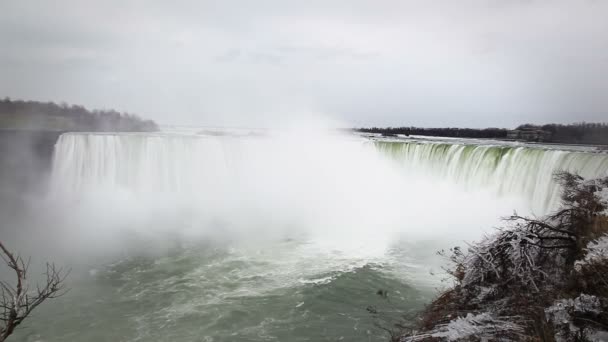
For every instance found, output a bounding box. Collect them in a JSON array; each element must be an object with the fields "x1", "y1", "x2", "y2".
[
  {"x1": 375, "y1": 141, "x2": 608, "y2": 214},
  {"x1": 52, "y1": 133, "x2": 608, "y2": 216}
]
